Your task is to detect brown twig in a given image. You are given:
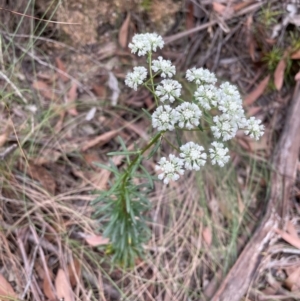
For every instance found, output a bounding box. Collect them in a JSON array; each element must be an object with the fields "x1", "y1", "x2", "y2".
[{"x1": 211, "y1": 83, "x2": 300, "y2": 301}]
